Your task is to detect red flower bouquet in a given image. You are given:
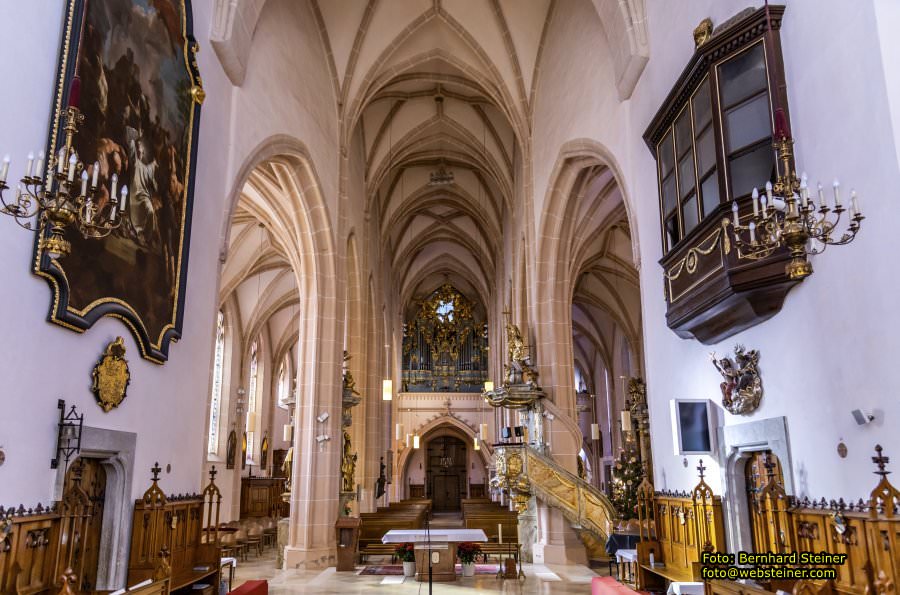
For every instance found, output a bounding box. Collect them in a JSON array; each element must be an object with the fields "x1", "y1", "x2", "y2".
[{"x1": 395, "y1": 542, "x2": 416, "y2": 562}]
